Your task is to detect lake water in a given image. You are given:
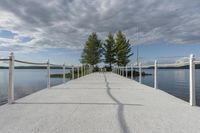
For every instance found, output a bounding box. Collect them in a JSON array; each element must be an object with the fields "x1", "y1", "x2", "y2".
[
  {"x1": 132, "y1": 69, "x2": 200, "y2": 106},
  {"x1": 0, "y1": 69, "x2": 70, "y2": 104},
  {"x1": 1, "y1": 69, "x2": 200, "y2": 106}
]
